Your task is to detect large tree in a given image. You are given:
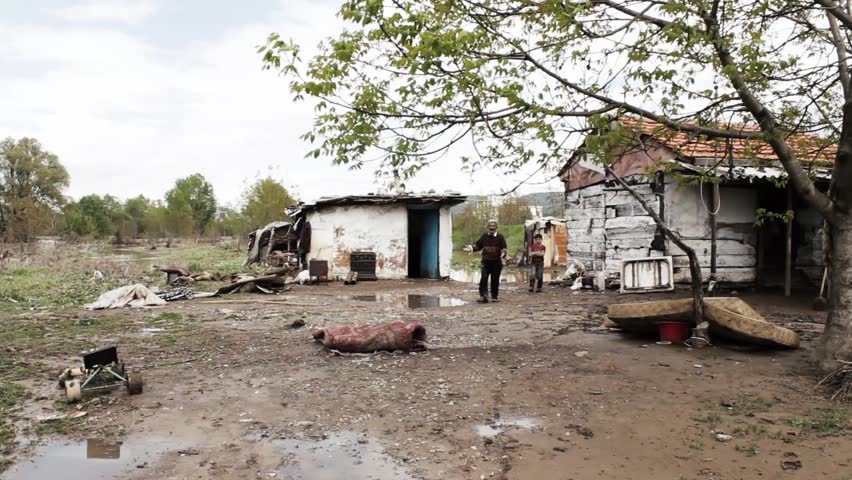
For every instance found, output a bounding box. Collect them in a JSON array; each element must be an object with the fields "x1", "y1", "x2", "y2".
[
  {"x1": 261, "y1": 0, "x2": 852, "y2": 374},
  {"x1": 165, "y1": 174, "x2": 217, "y2": 234},
  {"x1": 0, "y1": 137, "x2": 69, "y2": 242},
  {"x1": 241, "y1": 177, "x2": 297, "y2": 228}
]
